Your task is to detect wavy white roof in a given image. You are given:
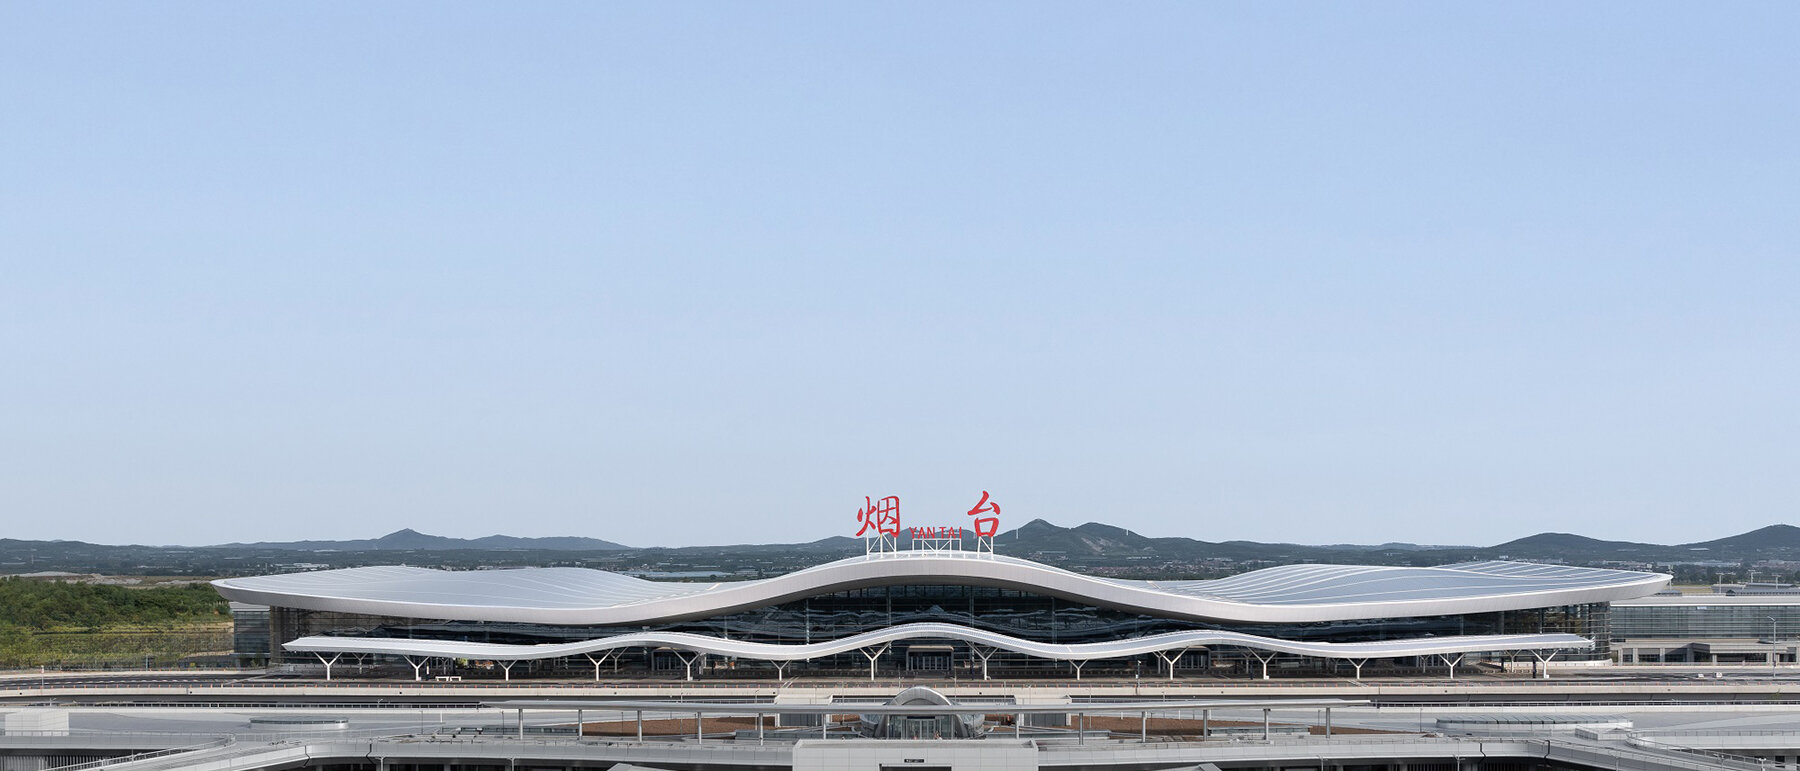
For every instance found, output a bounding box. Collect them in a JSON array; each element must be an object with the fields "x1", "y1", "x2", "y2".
[
  {"x1": 214, "y1": 551, "x2": 1667, "y2": 625},
  {"x1": 284, "y1": 621, "x2": 1592, "y2": 662}
]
